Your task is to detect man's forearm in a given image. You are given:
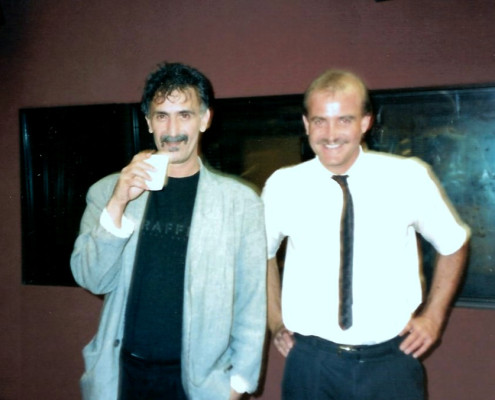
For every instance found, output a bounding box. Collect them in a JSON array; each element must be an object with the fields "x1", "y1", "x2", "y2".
[
  {"x1": 399, "y1": 241, "x2": 469, "y2": 358},
  {"x1": 422, "y1": 241, "x2": 469, "y2": 322},
  {"x1": 267, "y1": 257, "x2": 283, "y2": 334}
]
